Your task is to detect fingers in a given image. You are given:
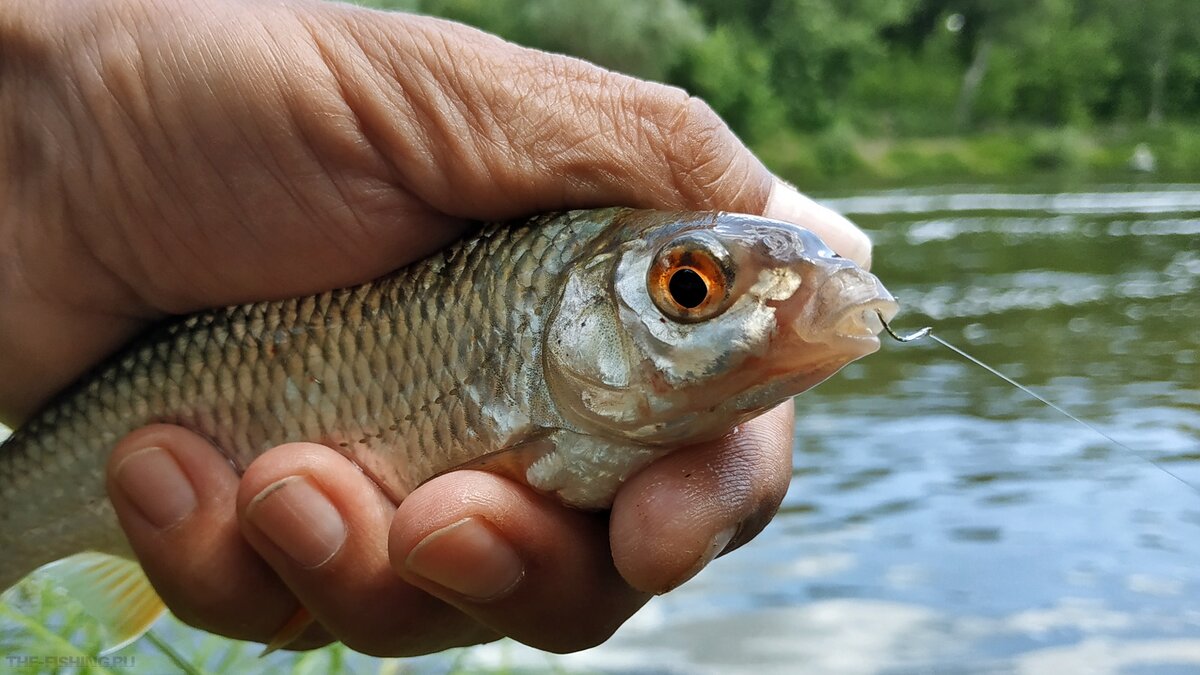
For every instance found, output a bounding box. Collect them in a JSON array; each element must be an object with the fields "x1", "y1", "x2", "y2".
[
  {"x1": 107, "y1": 412, "x2": 794, "y2": 654},
  {"x1": 108, "y1": 419, "x2": 795, "y2": 653},
  {"x1": 110, "y1": 426, "x2": 656, "y2": 655},
  {"x1": 234, "y1": 444, "x2": 496, "y2": 656},
  {"x1": 609, "y1": 402, "x2": 795, "y2": 594},
  {"x1": 390, "y1": 470, "x2": 651, "y2": 653},
  {"x1": 106, "y1": 425, "x2": 329, "y2": 648},
  {"x1": 109, "y1": 427, "x2": 498, "y2": 655}
]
